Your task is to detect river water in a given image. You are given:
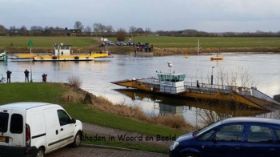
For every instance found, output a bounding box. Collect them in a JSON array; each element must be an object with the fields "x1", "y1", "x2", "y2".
[{"x1": 1, "y1": 53, "x2": 280, "y2": 126}]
